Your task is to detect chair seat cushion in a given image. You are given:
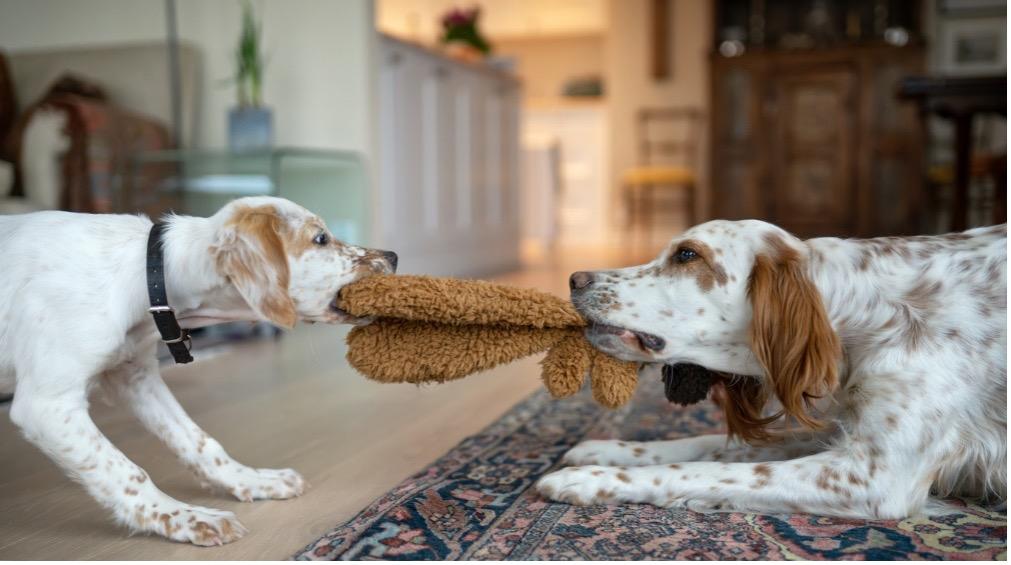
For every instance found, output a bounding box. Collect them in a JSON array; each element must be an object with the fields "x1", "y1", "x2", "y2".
[{"x1": 622, "y1": 165, "x2": 695, "y2": 186}]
